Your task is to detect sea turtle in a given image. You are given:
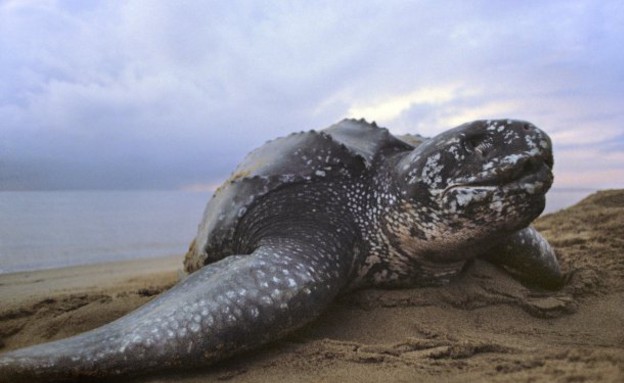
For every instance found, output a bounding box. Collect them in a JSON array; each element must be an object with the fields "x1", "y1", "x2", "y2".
[{"x1": 0, "y1": 118, "x2": 562, "y2": 382}]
